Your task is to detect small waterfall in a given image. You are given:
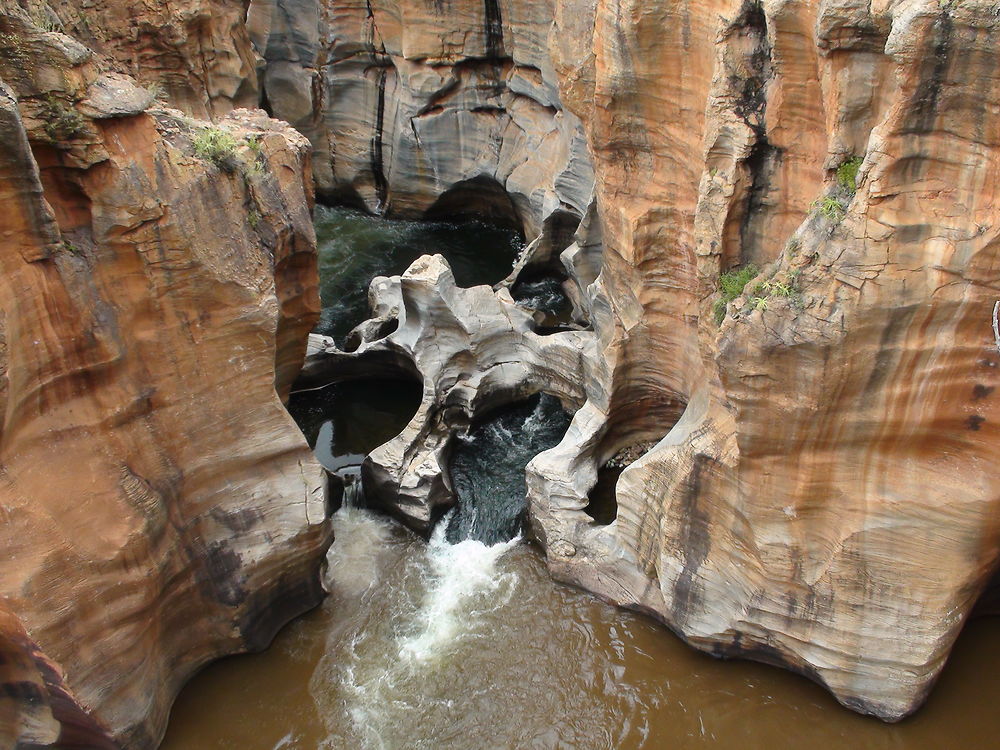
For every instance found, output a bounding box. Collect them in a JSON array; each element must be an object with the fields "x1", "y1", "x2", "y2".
[
  {"x1": 342, "y1": 476, "x2": 366, "y2": 508},
  {"x1": 311, "y1": 392, "x2": 572, "y2": 746},
  {"x1": 397, "y1": 515, "x2": 520, "y2": 661}
]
